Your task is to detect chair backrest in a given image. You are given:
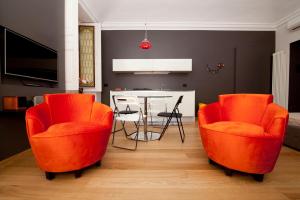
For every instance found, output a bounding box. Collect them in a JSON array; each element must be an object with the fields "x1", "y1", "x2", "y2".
[
  {"x1": 113, "y1": 95, "x2": 141, "y2": 114},
  {"x1": 219, "y1": 94, "x2": 273, "y2": 125},
  {"x1": 112, "y1": 95, "x2": 118, "y2": 113},
  {"x1": 172, "y1": 96, "x2": 184, "y2": 113},
  {"x1": 44, "y1": 93, "x2": 95, "y2": 124},
  {"x1": 175, "y1": 95, "x2": 183, "y2": 107}
]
